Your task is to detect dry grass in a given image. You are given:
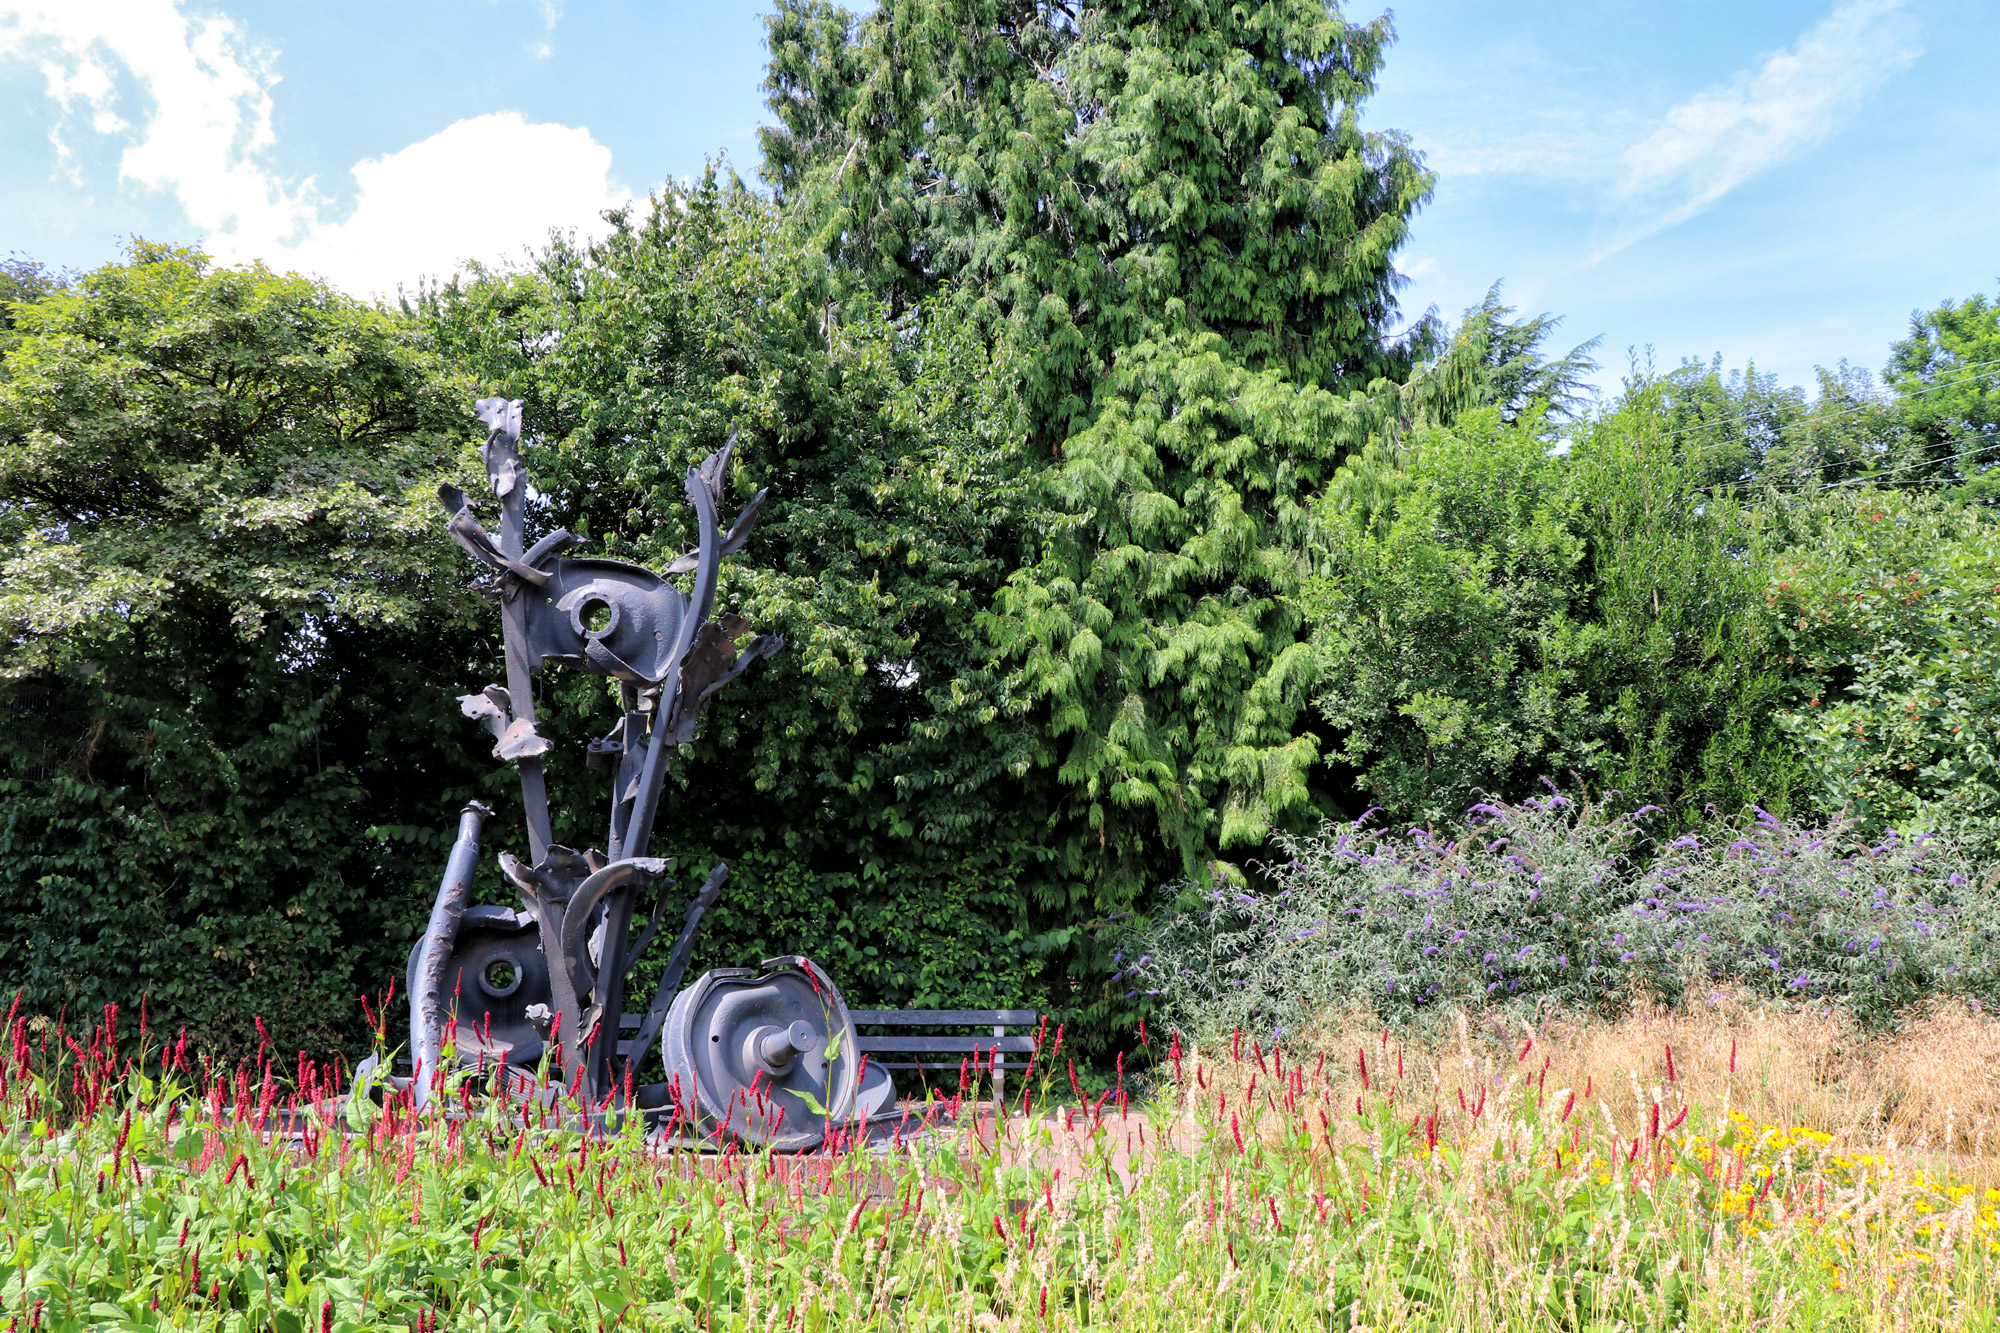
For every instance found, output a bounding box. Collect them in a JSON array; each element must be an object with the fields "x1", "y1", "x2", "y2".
[
  {"x1": 1529, "y1": 997, "x2": 2000, "y2": 1159},
  {"x1": 1180, "y1": 994, "x2": 2000, "y2": 1181}
]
